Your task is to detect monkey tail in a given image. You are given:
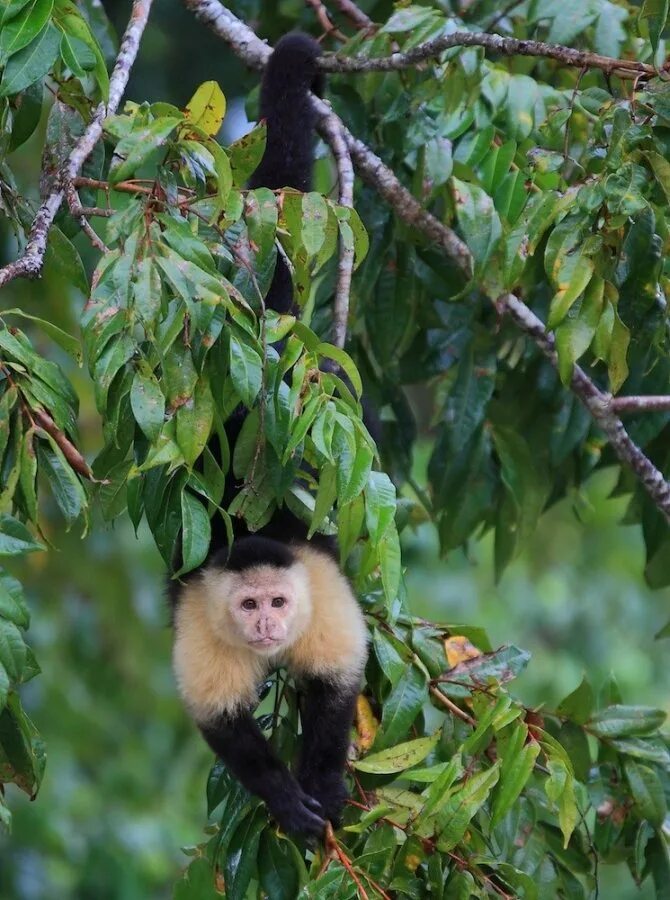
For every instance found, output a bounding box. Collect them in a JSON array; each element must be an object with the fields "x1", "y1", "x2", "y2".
[
  {"x1": 249, "y1": 32, "x2": 323, "y2": 195},
  {"x1": 248, "y1": 33, "x2": 323, "y2": 315}
]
